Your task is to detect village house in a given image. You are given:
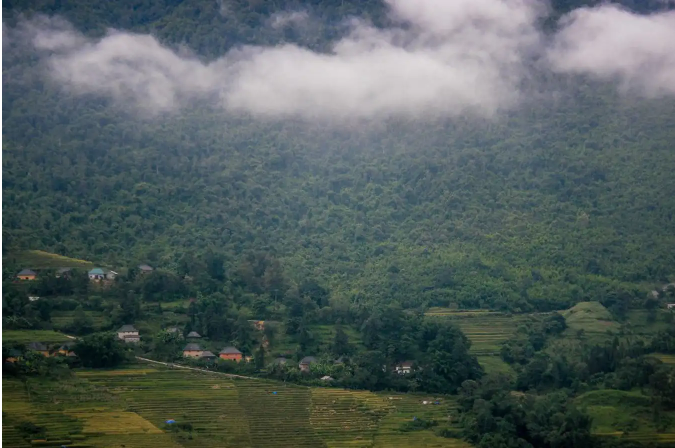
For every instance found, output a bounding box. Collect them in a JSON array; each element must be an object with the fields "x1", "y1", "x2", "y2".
[
  {"x1": 200, "y1": 351, "x2": 217, "y2": 361},
  {"x1": 299, "y1": 356, "x2": 317, "y2": 372},
  {"x1": 219, "y1": 346, "x2": 243, "y2": 362},
  {"x1": 27, "y1": 342, "x2": 50, "y2": 356},
  {"x1": 88, "y1": 268, "x2": 118, "y2": 282},
  {"x1": 394, "y1": 361, "x2": 415, "y2": 375},
  {"x1": 138, "y1": 264, "x2": 154, "y2": 274},
  {"x1": 56, "y1": 267, "x2": 72, "y2": 278},
  {"x1": 117, "y1": 325, "x2": 139, "y2": 343},
  {"x1": 16, "y1": 269, "x2": 37, "y2": 281},
  {"x1": 187, "y1": 331, "x2": 201, "y2": 339},
  {"x1": 58, "y1": 342, "x2": 77, "y2": 357},
  {"x1": 89, "y1": 268, "x2": 105, "y2": 281},
  {"x1": 183, "y1": 343, "x2": 203, "y2": 358},
  {"x1": 249, "y1": 320, "x2": 265, "y2": 331},
  {"x1": 123, "y1": 334, "x2": 141, "y2": 343},
  {"x1": 667, "y1": 303, "x2": 675, "y2": 310},
  {"x1": 272, "y1": 357, "x2": 287, "y2": 367},
  {"x1": 5, "y1": 349, "x2": 21, "y2": 363}
]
